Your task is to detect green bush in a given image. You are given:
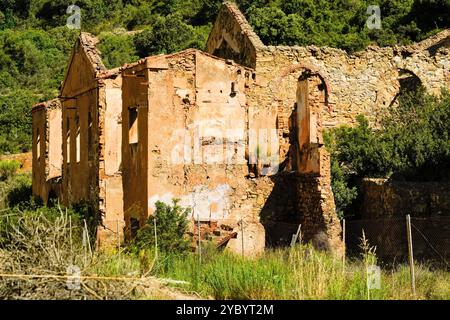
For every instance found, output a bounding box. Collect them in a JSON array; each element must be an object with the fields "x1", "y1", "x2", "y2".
[
  {"x1": 1, "y1": 173, "x2": 33, "y2": 210},
  {"x1": 325, "y1": 88, "x2": 450, "y2": 217},
  {"x1": 0, "y1": 160, "x2": 20, "y2": 180},
  {"x1": 132, "y1": 200, "x2": 191, "y2": 254}
]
